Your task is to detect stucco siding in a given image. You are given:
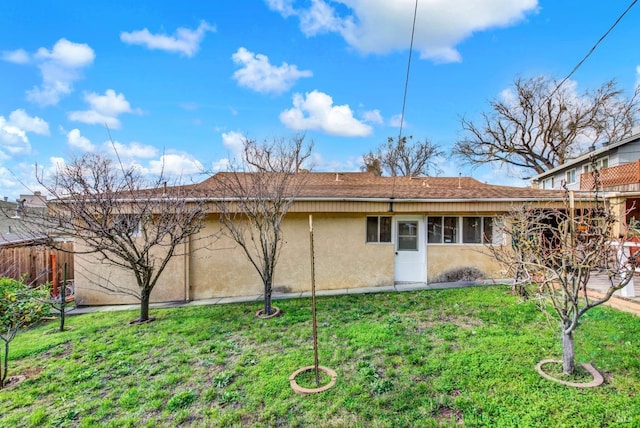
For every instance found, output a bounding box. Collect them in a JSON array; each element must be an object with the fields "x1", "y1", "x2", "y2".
[
  {"x1": 188, "y1": 213, "x2": 394, "y2": 300},
  {"x1": 74, "y1": 239, "x2": 188, "y2": 306},
  {"x1": 426, "y1": 245, "x2": 503, "y2": 282},
  {"x1": 74, "y1": 211, "x2": 512, "y2": 305}
]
